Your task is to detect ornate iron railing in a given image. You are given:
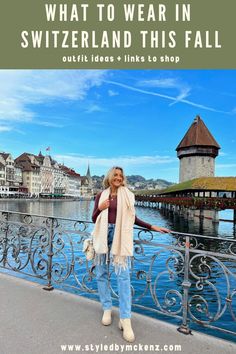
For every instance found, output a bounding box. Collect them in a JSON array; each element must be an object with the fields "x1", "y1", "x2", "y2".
[{"x1": 0, "y1": 210, "x2": 236, "y2": 338}]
